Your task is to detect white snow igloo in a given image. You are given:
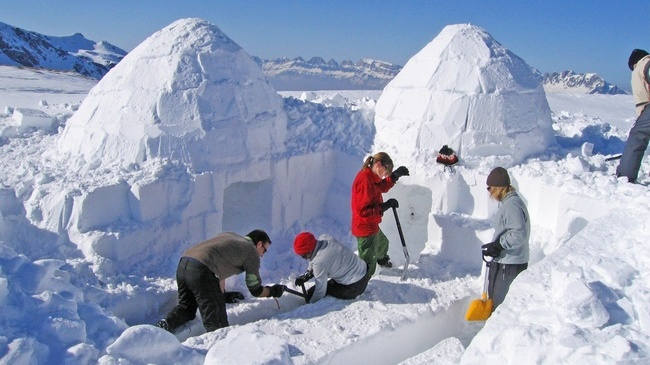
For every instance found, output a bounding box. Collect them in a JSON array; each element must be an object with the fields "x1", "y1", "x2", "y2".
[
  {"x1": 374, "y1": 23, "x2": 555, "y2": 169},
  {"x1": 57, "y1": 18, "x2": 287, "y2": 173}
]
